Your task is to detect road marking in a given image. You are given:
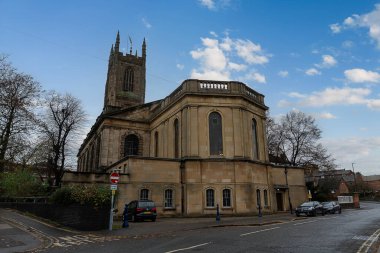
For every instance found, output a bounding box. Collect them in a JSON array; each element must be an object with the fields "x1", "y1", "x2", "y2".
[
  {"x1": 240, "y1": 226, "x2": 280, "y2": 237},
  {"x1": 164, "y1": 242, "x2": 211, "y2": 253},
  {"x1": 356, "y1": 229, "x2": 380, "y2": 253},
  {"x1": 293, "y1": 220, "x2": 317, "y2": 226}
]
